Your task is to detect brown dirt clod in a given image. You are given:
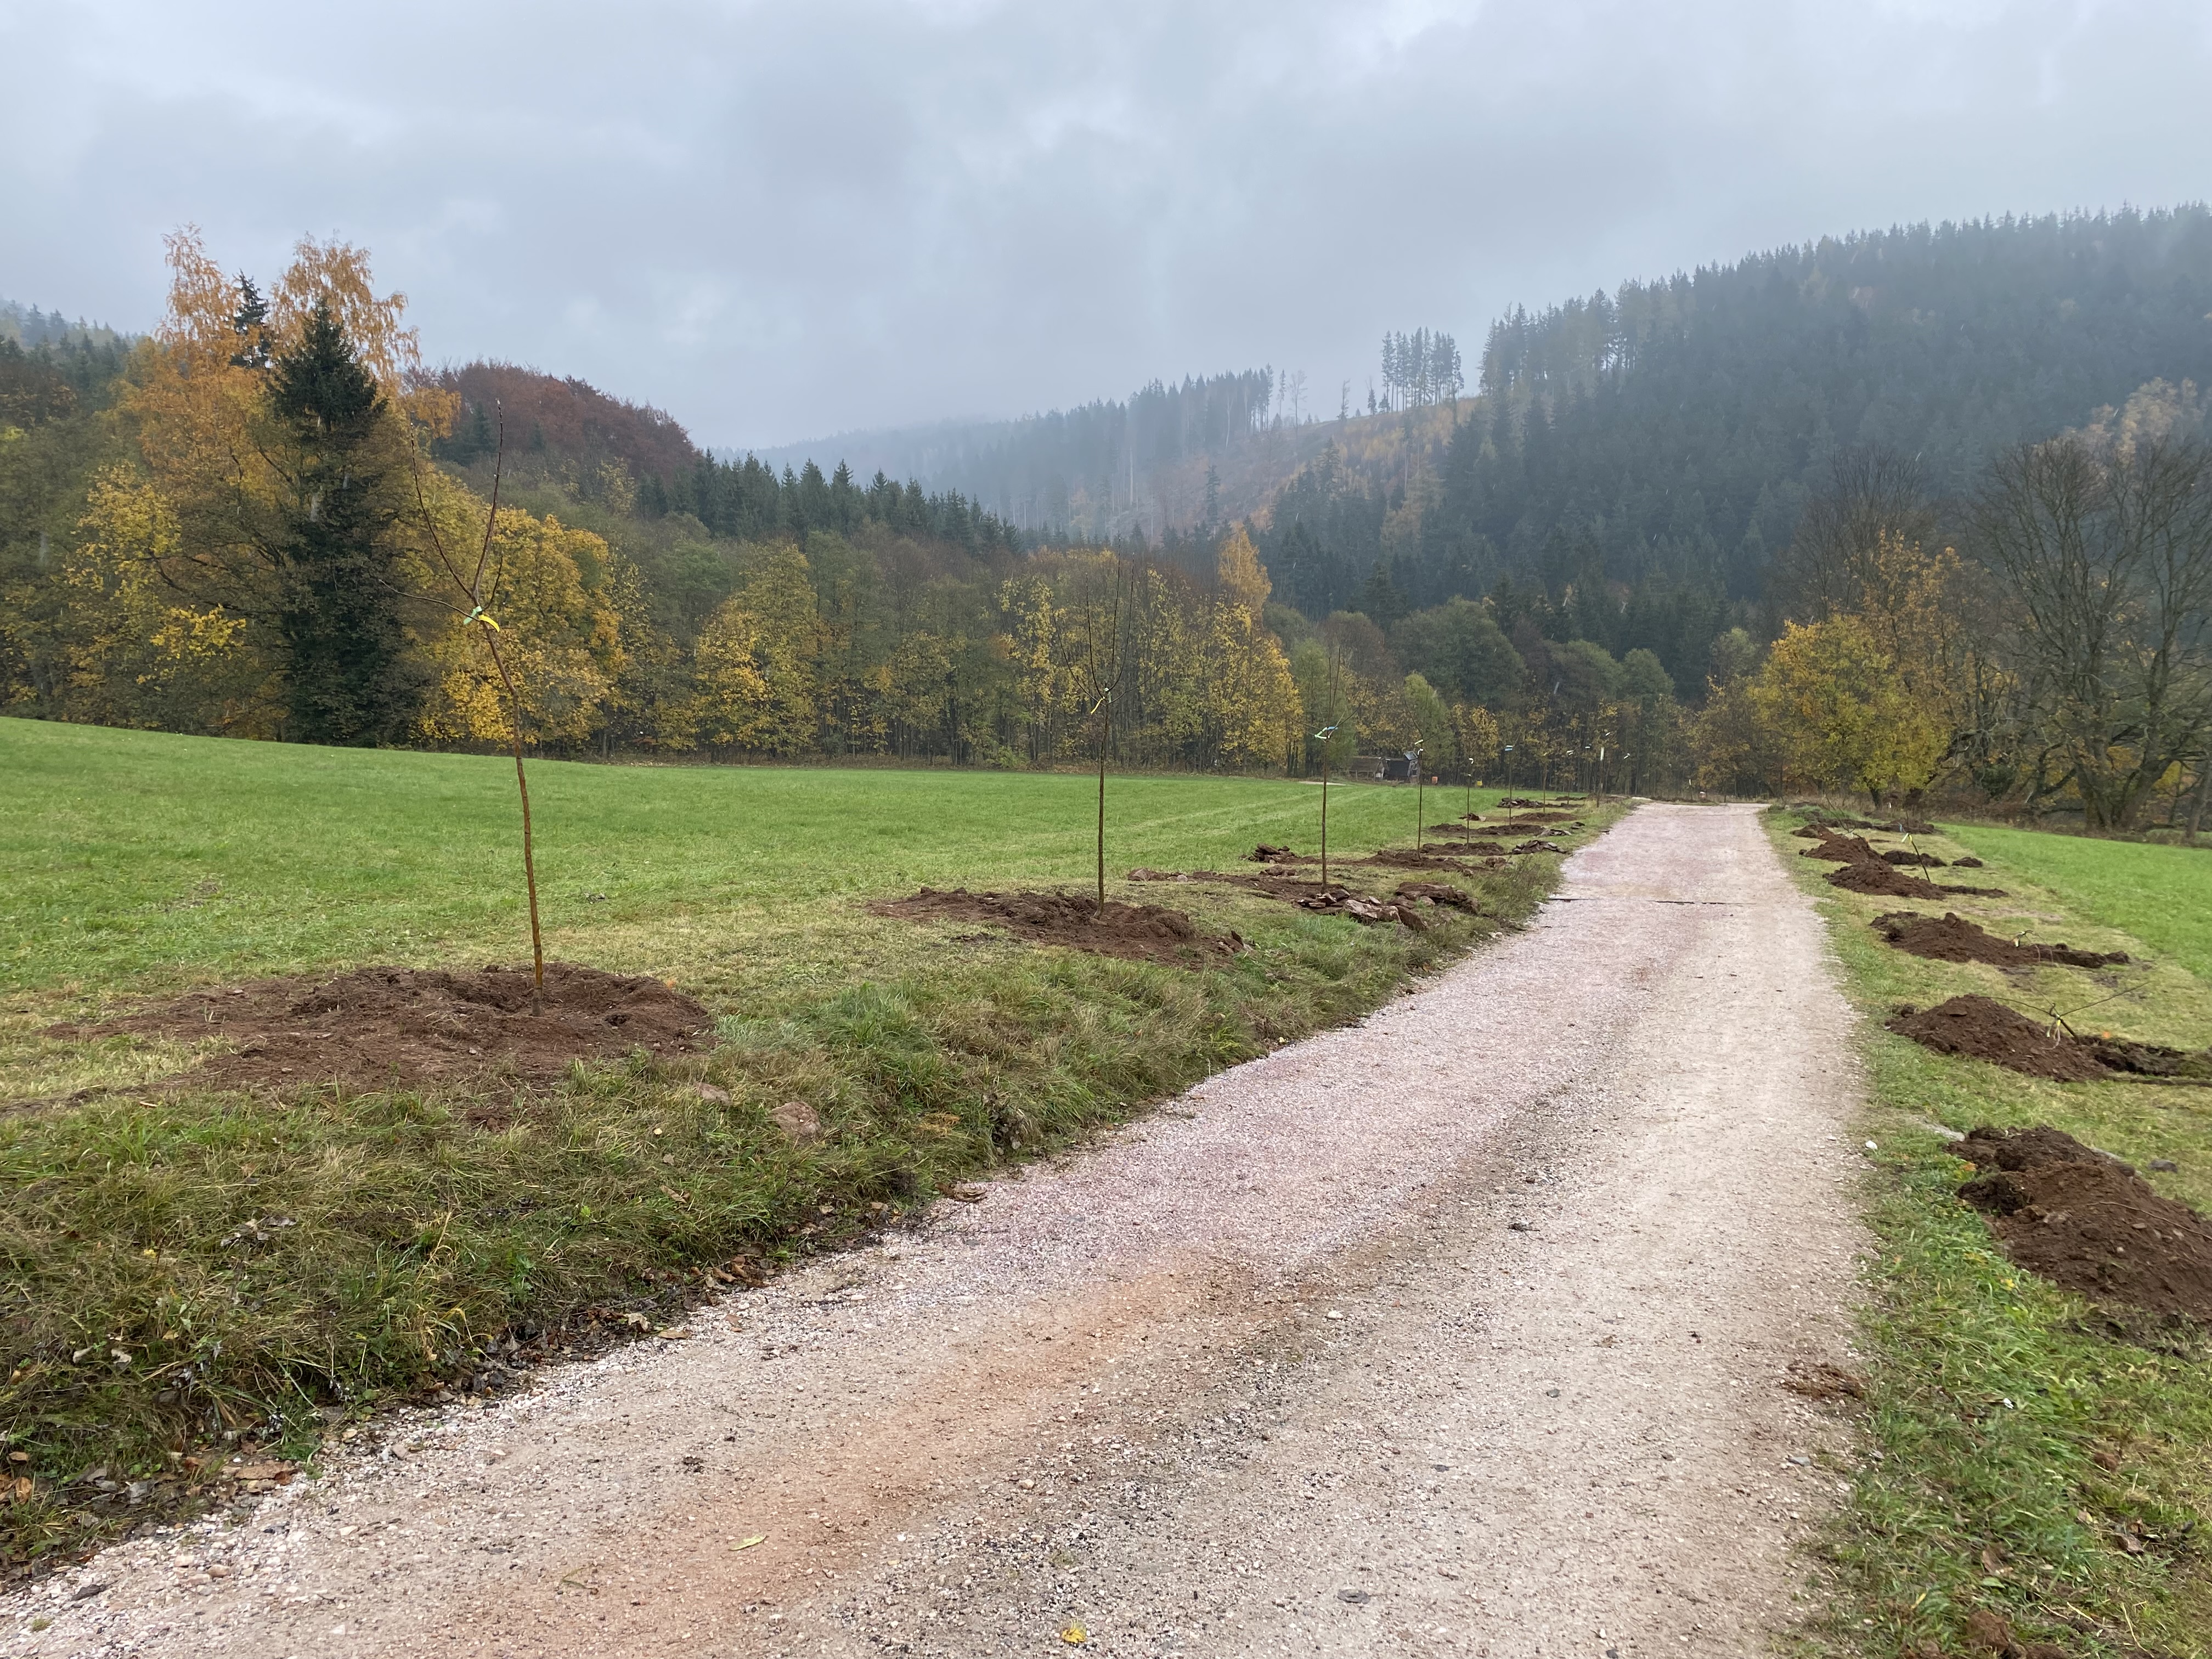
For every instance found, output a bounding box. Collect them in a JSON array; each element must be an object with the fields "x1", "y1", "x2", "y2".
[
  {"x1": 1781, "y1": 1359, "x2": 1866, "y2": 1401},
  {"x1": 68, "y1": 963, "x2": 715, "y2": 1093},
  {"x1": 1884, "y1": 995, "x2": 2109, "y2": 1081},
  {"x1": 1880, "y1": 849, "x2": 1948, "y2": 867},
  {"x1": 1871, "y1": 912, "x2": 2131, "y2": 970},
  {"x1": 1955, "y1": 1124, "x2": 2212, "y2": 1324},
  {"x1": 876, "y1": 887, "x2": 1245, "y2": 966}
]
